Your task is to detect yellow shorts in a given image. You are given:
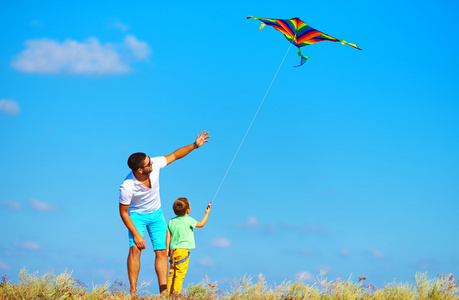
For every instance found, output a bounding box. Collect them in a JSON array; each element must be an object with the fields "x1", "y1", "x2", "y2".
[{"x1": 167, "y1": 248, "x2": 190, "y2": 295}]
